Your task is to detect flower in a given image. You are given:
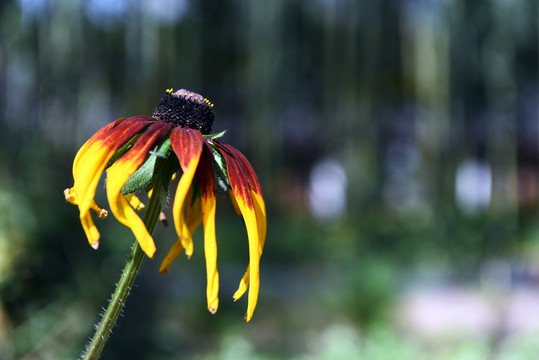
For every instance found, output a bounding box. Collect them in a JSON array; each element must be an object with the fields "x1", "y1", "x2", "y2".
[{"x1": 65, "y1": 89, "x2": 267, "y2": 321}]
